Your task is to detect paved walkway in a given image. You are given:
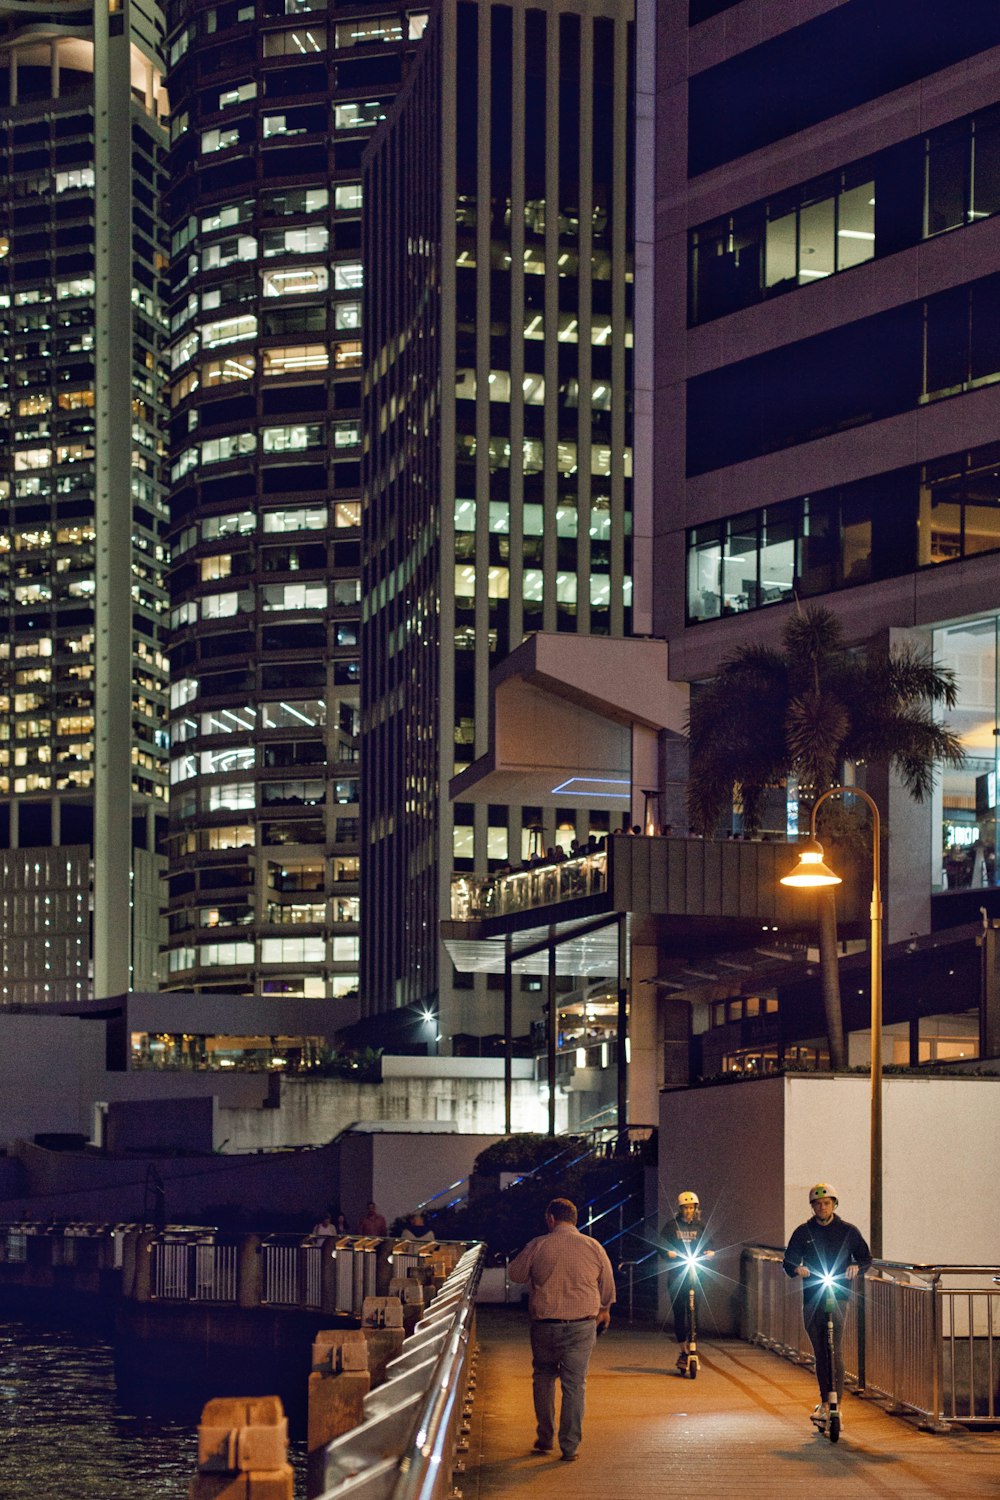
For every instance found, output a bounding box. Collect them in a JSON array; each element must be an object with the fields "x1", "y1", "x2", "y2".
[{"x1": 465, "y1": 1308, "x2": 1000, "y2": 1499}]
